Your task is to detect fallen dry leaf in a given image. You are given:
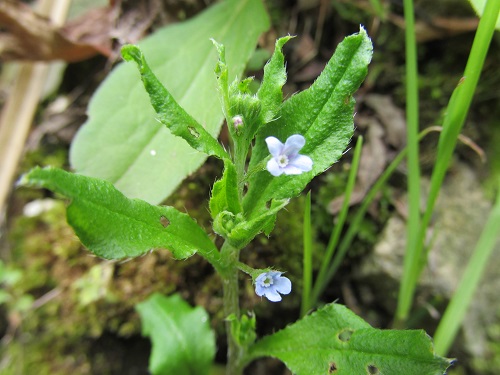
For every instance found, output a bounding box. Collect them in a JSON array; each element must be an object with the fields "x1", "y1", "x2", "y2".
[
  {"x1": 0, "y1": 0, "x2": 161, "y2": 62},
  {"x1": 364, "y1": 94, "x2": 407, "y2": 149},
  {"x1": 328, "y1": 95, "x2": 407, "y2": 214},
  {"x1": 328, "y1": 117, "x2": 387, "y2": 214},
  {"x1": 389, "y1": 14, "x2": 479, "y2": 42},
  {"x1": 1, "y1": 1, "x2": 97, "y2": 61},
  {"x1": 0, "y1": 0, "x2": 112, "y2": 61}
]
